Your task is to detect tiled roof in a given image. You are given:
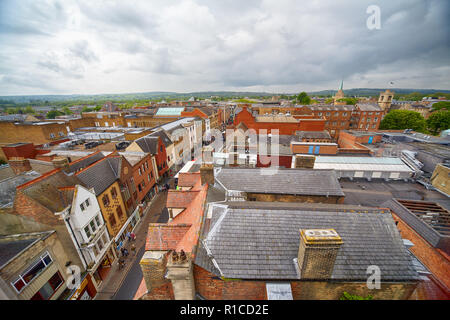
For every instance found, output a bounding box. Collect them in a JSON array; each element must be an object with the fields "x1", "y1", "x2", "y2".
[
  {"x1": 135, "y1": 136, "x2": 160, "y2": 154},
  {"x1": 149, "y1": 130, "x2": 173, "y2": 147},
  {"x1": 215, "y1": 167, "x2": 344, "y2": 197},
  {"x1": 76, "y1": 157, "x2": 120, "y2": 195},
  {"x1": 166, "y1": 190, "x2": 200, "y2": 208},
  {"x1": 68, "y1": 151, "x2": 105, "y2": 173},
  {"x1": 19, "y1": 170, "x2": 80, "y2": 212},
  {"x1": 357, "y1": 103, "x2": 382, "y2": 111},
  {"x1": 146, "y1": 224, "x2": 191, "y2": 251},
  {"x1": 196, "y1": 202, "x2": 420, "y2": 281},
  {"x1": 0, "y1": 238, "x2": 39, "y2": 267}
]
